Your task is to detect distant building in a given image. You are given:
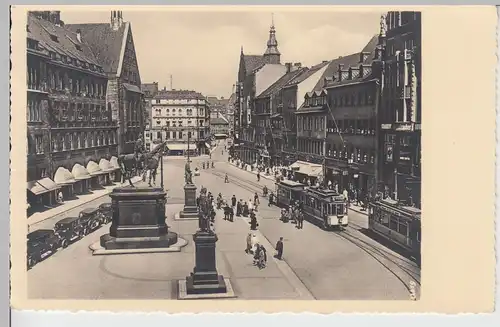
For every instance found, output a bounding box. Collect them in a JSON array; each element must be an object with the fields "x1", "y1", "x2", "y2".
[
  {"x1": 26, "y1": 11, "x2": 119, "y2": 211},
  {"x1": 151, "y1": 89, "x2": 211, "y2": 156},
  {"x1": 210, "y1": 116, "x2": 230, "y2": 138},
  {"x1": 67, "y1": 10, "x2": 145, "y2": 155}
]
